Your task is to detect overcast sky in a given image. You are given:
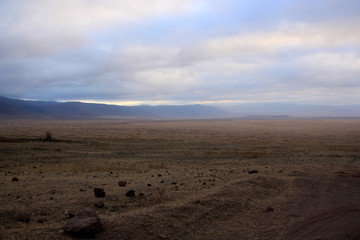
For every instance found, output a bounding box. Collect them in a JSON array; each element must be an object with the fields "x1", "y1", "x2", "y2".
[{"x1": 1, "y1": 0, "x2": 360, "y2": 105}]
